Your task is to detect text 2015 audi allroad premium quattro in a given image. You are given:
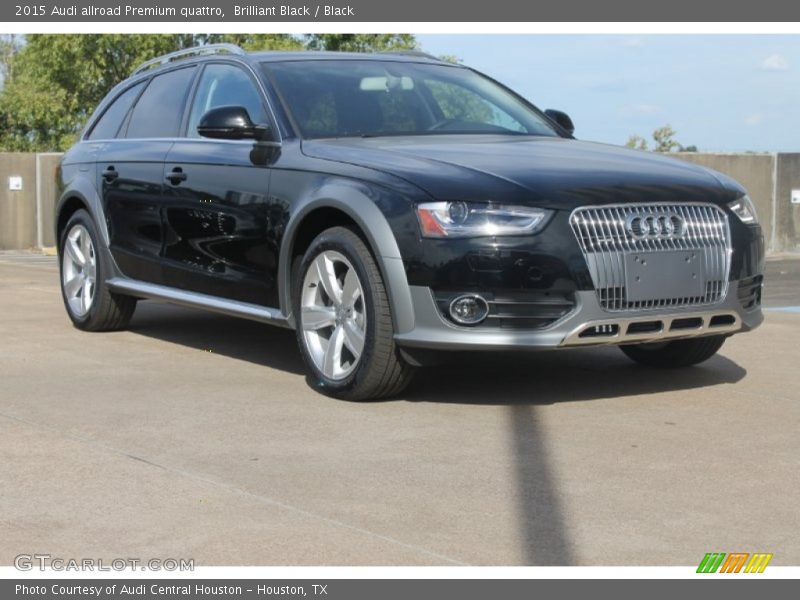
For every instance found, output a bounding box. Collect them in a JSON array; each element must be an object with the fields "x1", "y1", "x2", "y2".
[{"x1": 56, "y1": 45, "x2": 764, "y2": 399}]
